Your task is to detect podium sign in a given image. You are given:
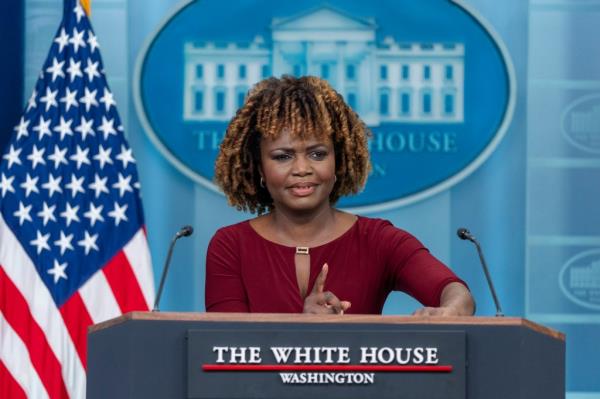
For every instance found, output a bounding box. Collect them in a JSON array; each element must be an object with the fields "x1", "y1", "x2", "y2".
[
  {"x1": 87, "y1": 313, "x2": 565, "y2": 399},
  {"x1": 187, "y1": 329, "x2": 466, "y2": 399}
]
